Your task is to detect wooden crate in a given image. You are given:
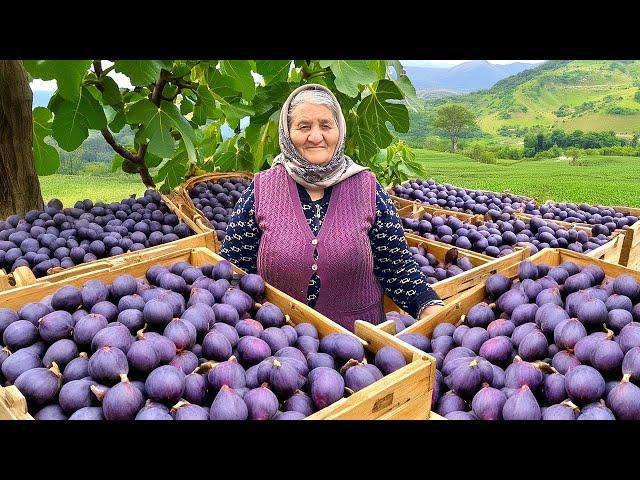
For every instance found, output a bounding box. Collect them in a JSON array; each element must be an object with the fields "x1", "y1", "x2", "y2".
[
  {"x1": 0, "y1": 193, "x2": 216, "y2": 292},
  {"x1": 512, "y1": 212, "x2": 625, "y2": 265},
  {"x1": 173, "y1": 171, "x2": 255, "y2": 252},
  {"x1": 0, "y1": 246, "x2": 435, "y2": 421},
  {"x1": 400, "y1": 248, "x2": 640, "y2": 339}
]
